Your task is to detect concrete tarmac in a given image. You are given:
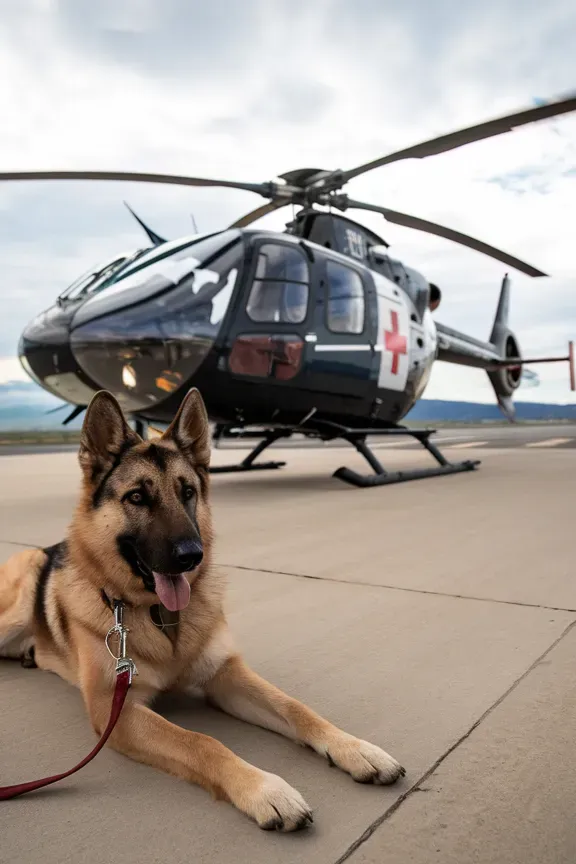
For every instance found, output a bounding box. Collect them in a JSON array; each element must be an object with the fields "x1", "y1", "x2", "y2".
[
  {"x1": 1, "y1": 442, "x2": 575, "y2": 863},
  {"x1": 1, "y1": 420, "x2": 576, "y2": 457}
]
